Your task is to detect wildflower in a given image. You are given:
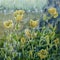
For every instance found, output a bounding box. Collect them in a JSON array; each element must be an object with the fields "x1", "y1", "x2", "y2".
[
  {"x1": 25, "y1": 29, "x2": 31, "y2": 38},
  {"x1": 38, "y1": 49, "x2": 48, "y2": 59},
  {"x1": 29, "y1": 19, "x2": 38, "y2": 28},
  {"x1": 14, "y1": 10, "x2": 25, "y2": 17},
  {"x1": 48, "y1": 7, "x2": 56, "y2": 15},
  {"x1": 3, "y1": 20, "x2": 13, "y2": 28},
  {"x1": 15, "y1": 15, "x2": 23, "y2": 21},
  {"x1": 21, "y1": 37, "x2": 26, "y2": 44},
  {"x1": 54, "y1": 38, "x2": 59, "y2": 45},
  {"x1": 18, "y1": 10, "x2": 25, "y2": 15},
  {"x1": 14, "y1": 10, "x2": 19, "y2": 17},
  {"x1": 48, "y1": 7, "x2": 58, "y2": 18},
  {"x1": 53, "y1": 12, "x2": 58, "y2": 18}
]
